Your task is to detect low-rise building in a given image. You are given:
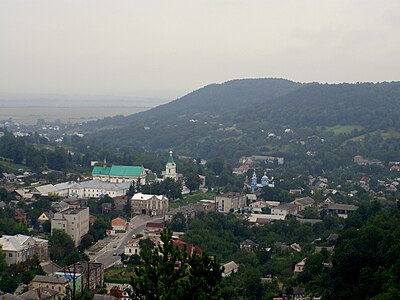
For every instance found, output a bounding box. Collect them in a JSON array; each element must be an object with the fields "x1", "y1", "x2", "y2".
[
  {"x1": 222, "y1": 261, "x2": 239, "y2": 277},
  {"x1": 69, "y1": 180, "x2": 130, "y2": 198},
  {"x1": 38, "y1": 211, "x2": 55, "y2": 223},
  {"x1": 51, "y1": 208, "x2": 89, "y2": 247},
  {"x1": 271, "y1": 203, "x2": 298, "y2": 218},
  {"x1": 294, "y1": 258, "x2": 307, "y2": 273},
  {"x1": 0, "y1": 234, "x2": 49, "y2": 266},
  {"x1": 215, "y1": 192, "x2": 246, "y2": 213},
  {"x1": 19, "y1": 287, "x2": 59, "y2": 300},
  {"x1": 131, "y1": 193, "x2": 168, "y2": 217},
  {"x1": 291, "y1": 196, "x2": 315, "y2": 211},
  {"x1": 112, "y1": 217, "x2": 128, "y2": 231},
  {"x1": 125, "y1": 239, "x2": 141, "y2": 256},
  {"x1": 31, "y1": 275, "x2": 70, "y2": 298},
  {"x1": 325, "y1": 203, "x2": 358, "y2": 218},
  {"x1": 71, "y1": 262, "x2": 104, "y2": 292}
]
